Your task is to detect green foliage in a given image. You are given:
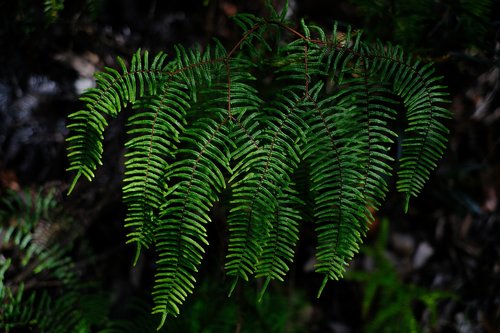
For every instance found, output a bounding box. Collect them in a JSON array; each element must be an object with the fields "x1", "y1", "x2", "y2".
[
  {"x1": 169, "y1": 280, "x2": 308, "y2": 333},
  {"x1": 101, "y1": 280, "x2": 308, "y2": 333},
  {"x1": 43, "y1": 0, "x2": 104, "y2": 23},
  {"x1": 1, "y1": 0, "x2": 103, "y2": 30},
  {"x1": 350, "y1": 0, "x2": 494, "y2": 54},
  {"x1": 66, "y1": 3, "x2": 451, "y2": 326},
  {"x1": 0, "y1": 189, "x2": 109, "y2": 332},
  {"x1": 0, "y1": 186, "x2": 308, "y2": 332},
  {"x1": 347, "y1": 219, "x2": 454, "y2": 333},
  {"x1": 43, "y1": 0, "x2": 65, "y2": 23}
]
